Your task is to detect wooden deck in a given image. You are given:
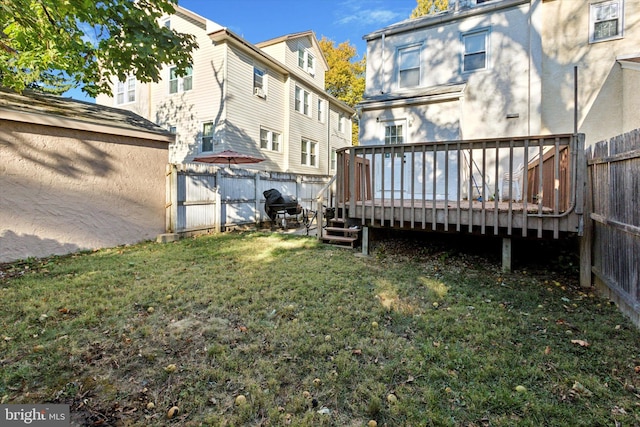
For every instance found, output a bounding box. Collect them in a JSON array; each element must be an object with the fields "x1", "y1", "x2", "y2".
[
  {"x1": 318, "y1": 134, "x2": 586, "y2": 244},
  {"x1": 341, "y1": 198, "x2": 577, "y2": 238}
]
